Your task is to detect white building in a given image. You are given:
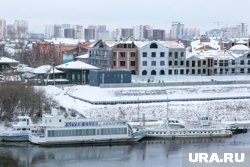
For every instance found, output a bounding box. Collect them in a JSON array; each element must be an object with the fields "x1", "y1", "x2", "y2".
[{"x1": 137, "y1": 41, "x2": 169, "y2": 78}]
